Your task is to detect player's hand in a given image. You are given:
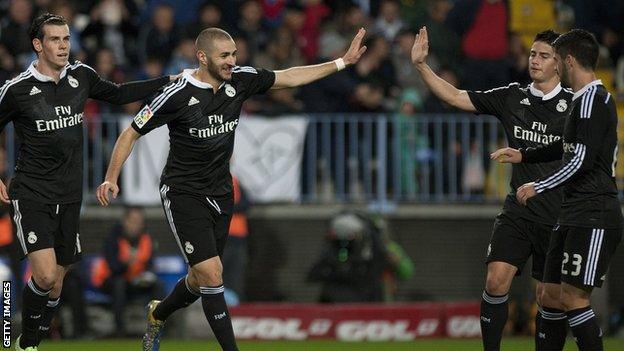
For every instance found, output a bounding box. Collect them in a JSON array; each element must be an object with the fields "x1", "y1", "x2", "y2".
[
  {"x1": 411, "y1": 26, "x2": 429, "y2": 65},
  {"x1": 97, "y1": 181, "x2": 119, "y2": 206},
  {"x1": 341, "y1": 28, "x2": 367, "y2": 66},
  {"x1": 490, "y1": 147, "x2": 522, "y2": 163},
  {"x1": 0, "y1": 180, "x2": 9, "y2": 204},
  {"x1": 516, "y1": 182, "x2": 537, "y2": 206}
]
